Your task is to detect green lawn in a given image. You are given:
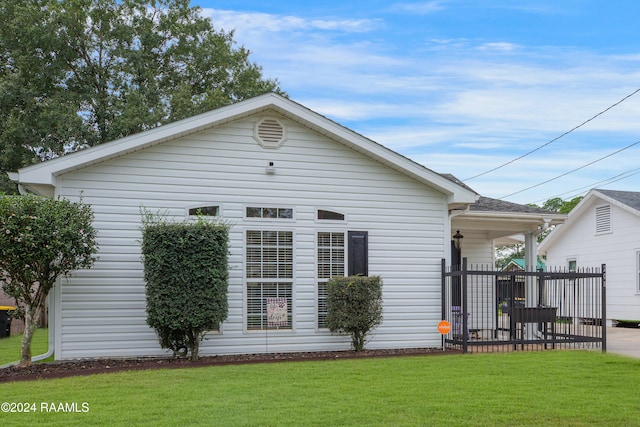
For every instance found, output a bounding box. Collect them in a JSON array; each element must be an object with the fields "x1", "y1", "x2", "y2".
[
  {"x1": 0, "y1": 328, "x2": 48, "y2": 366},
  {"x1": 1, "y1": 350, "x2": 639, "y2": 426}
]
